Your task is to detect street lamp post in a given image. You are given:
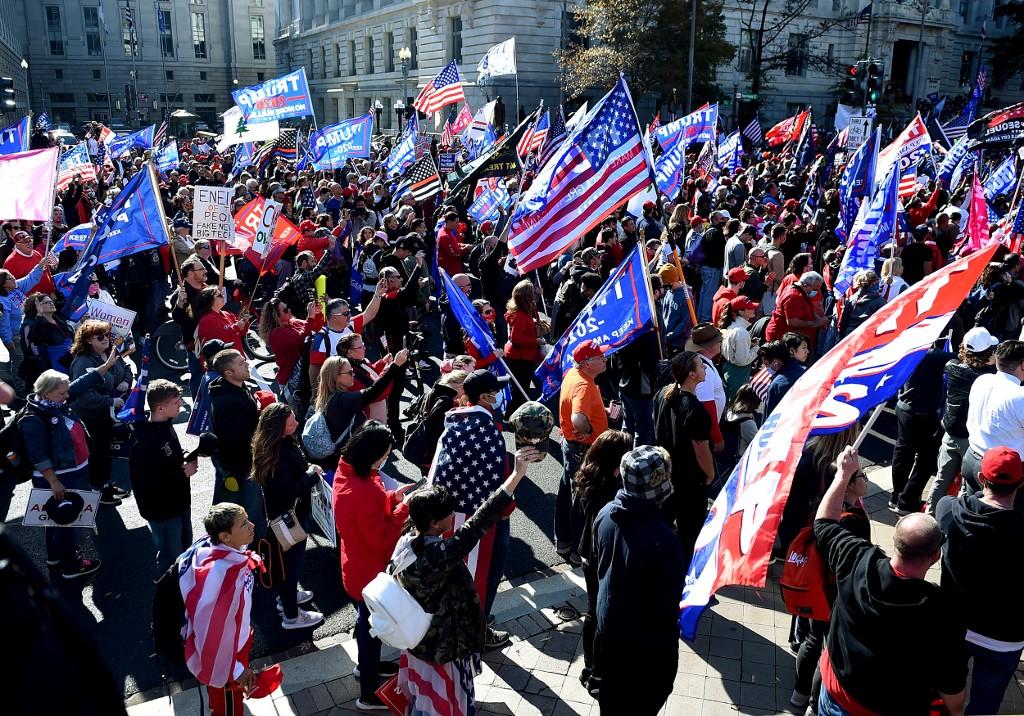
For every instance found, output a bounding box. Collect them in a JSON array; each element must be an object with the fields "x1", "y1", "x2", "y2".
[
  {"x1": 374, "y1": 99, "x2": 383, "y2": 134},
  {"x1": 399, "y1": 47, "x2": 411, "y2": 114},
  {"x1": 20, "y1": 59, "x2": 30, "y2": 115},
  {"x1": 395, "y1": 100, "x2": 405, "y2": 133}
]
